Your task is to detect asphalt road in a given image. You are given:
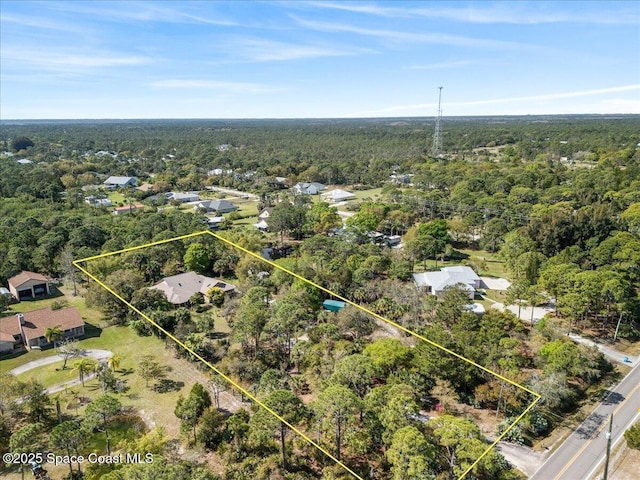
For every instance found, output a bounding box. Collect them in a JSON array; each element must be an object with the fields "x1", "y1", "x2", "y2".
[{"x1": 530, "y1": 360, "x2": 640, "y2": 480}]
